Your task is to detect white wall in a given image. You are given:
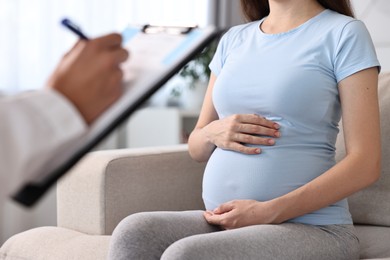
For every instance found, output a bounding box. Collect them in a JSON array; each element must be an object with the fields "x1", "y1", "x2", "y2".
[
  {"x1": 352, "y1": 0, "x2": 390, "y2": 72},
  {"x1": 213, "y1": 0, "x2": 244, "y2": 28}
]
